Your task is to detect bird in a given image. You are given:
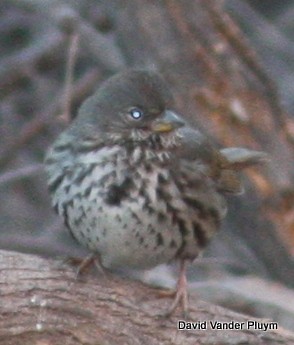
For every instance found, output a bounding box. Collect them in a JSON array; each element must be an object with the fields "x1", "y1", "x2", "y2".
[{"x1": 45, "y1": 69, "x2": 268, "y2": 316}]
